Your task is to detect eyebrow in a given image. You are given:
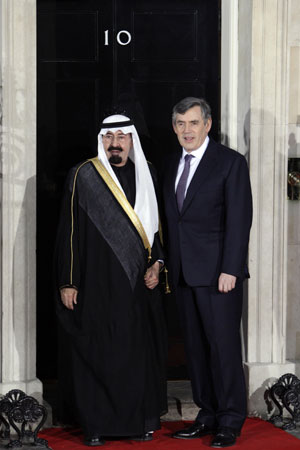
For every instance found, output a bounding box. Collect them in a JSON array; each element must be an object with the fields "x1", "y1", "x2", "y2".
[
  {"x1": 176, "y1": 120, "x2": 200, "y2": 124},
  {"x1": 106, "y1": 131, "x2": 125, "y2": 136}
]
